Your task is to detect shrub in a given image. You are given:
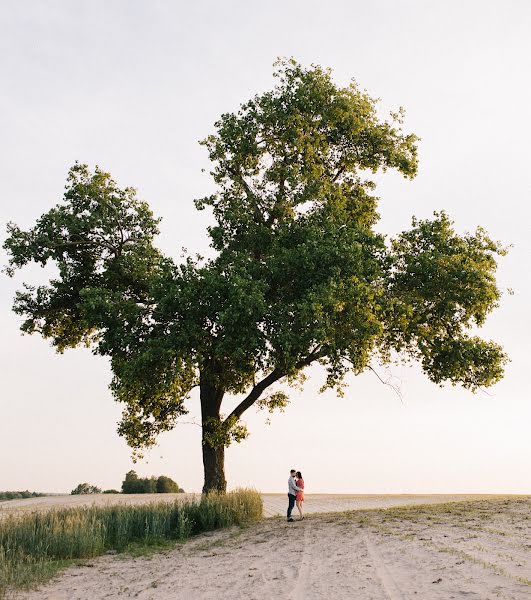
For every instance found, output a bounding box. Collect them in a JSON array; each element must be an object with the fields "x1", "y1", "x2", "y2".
[
  {"x1": 156, "y1": 476, "x2": 180, "y2": 493},
  {"x1": 0, "y1": 489, "x2": 262, "y2": 598},
  {"x1": 102, "y1": 490, "x2": 120, "y2": 494},
  {"x1": 121, "y1": 471, "x2": 184, "y2": 494},
  {"x1": 141, "y1": 477, "x2": 157, "y2": 494},
  {"x1": 121, "y1": 470, "x2": 144, "y2": 494},
  {"x1": 0, "y1": 491, "x2": 45, "y2": 502},
  {"x1": 70, "y1": 483, "x2": 101, "y2": 495}
]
